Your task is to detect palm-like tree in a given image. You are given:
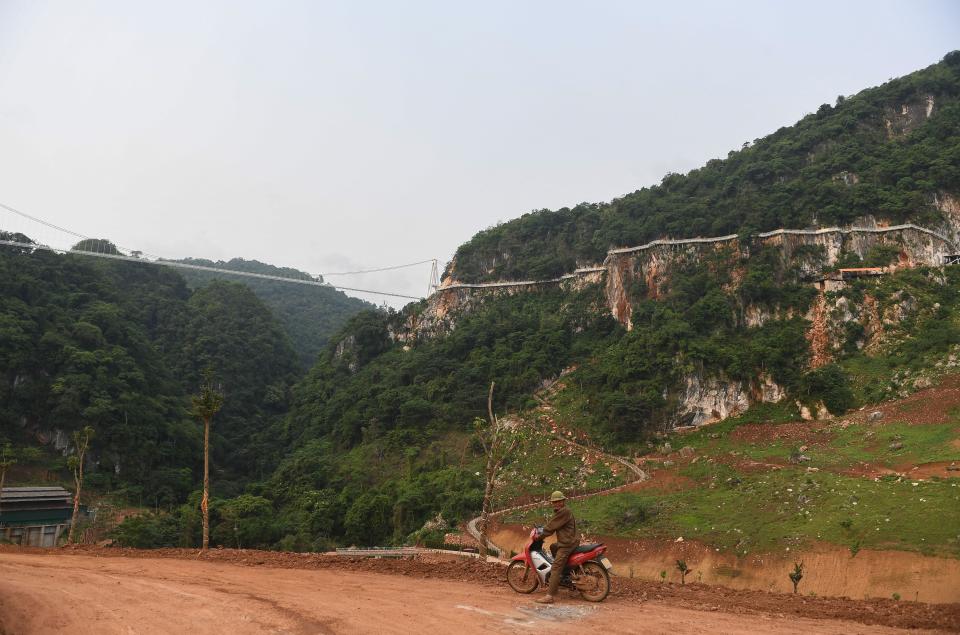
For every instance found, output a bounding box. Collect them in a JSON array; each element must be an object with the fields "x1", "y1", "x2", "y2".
[{"x1": 191, "y1": 369, "x2": 224, "y2": 551}]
